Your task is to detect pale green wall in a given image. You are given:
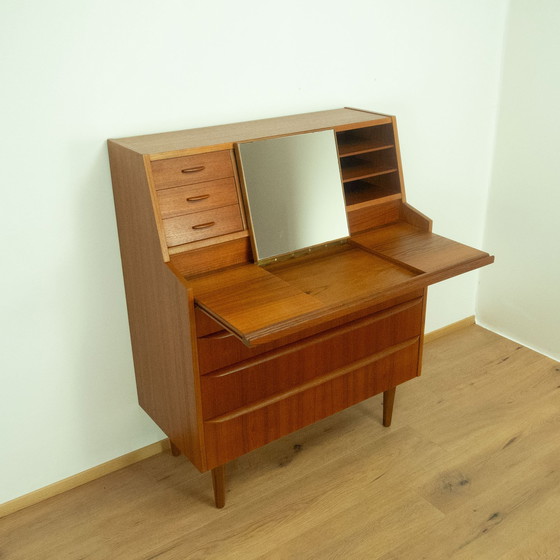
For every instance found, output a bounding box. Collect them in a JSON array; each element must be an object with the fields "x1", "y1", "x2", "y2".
[
  {"x1": 1, "y1": 0, "x2": 508, "y2": 505},
  {"x1": 478, "y1": 0, "x2": 560, "y2": 361}
]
